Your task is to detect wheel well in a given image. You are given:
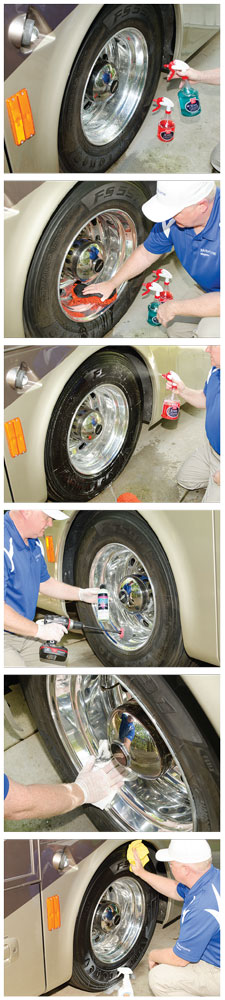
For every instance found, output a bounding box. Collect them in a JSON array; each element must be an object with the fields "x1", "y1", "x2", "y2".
[{"x1": 165, "y1": 676, "x2": 219, "y2": 759}]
